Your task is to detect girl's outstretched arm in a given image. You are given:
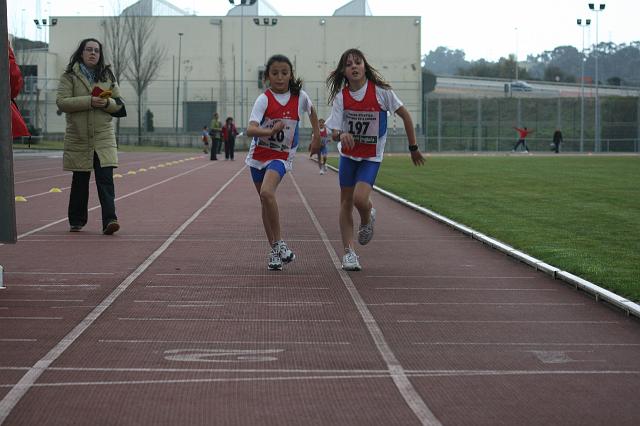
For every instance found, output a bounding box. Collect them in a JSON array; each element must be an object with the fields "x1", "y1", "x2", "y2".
[
  {"x1": 308, "y1": 106, "x2": 321, "y2": 155},
  {"x1": 246, "y1": 120, "x2": 285, "y2": 138},
  {"x1": 395, "y1": 106, "x2": 424, "y2": 166}
]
